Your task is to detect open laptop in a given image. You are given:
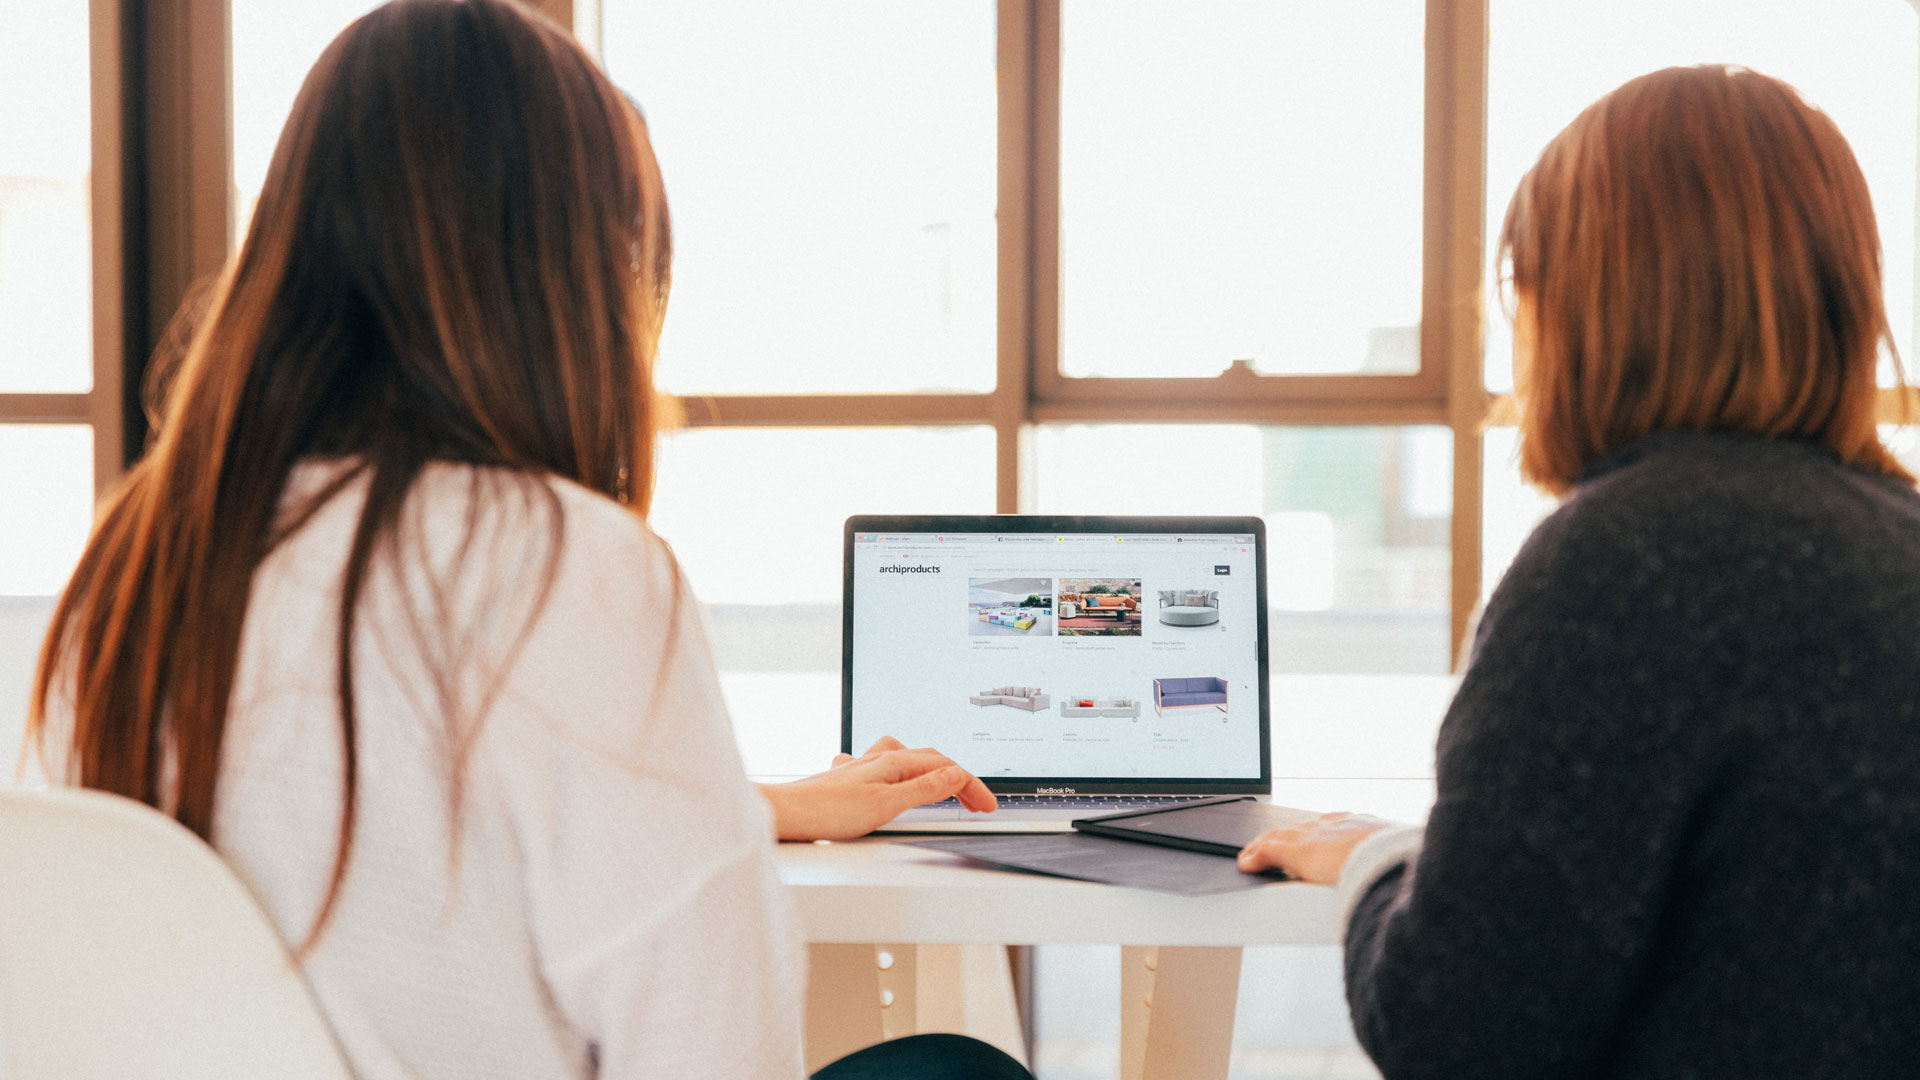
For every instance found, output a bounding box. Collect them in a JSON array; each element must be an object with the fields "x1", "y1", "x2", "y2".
[{"x1": 844, "y1": 515, "x2": 1272, "y2": 832}]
